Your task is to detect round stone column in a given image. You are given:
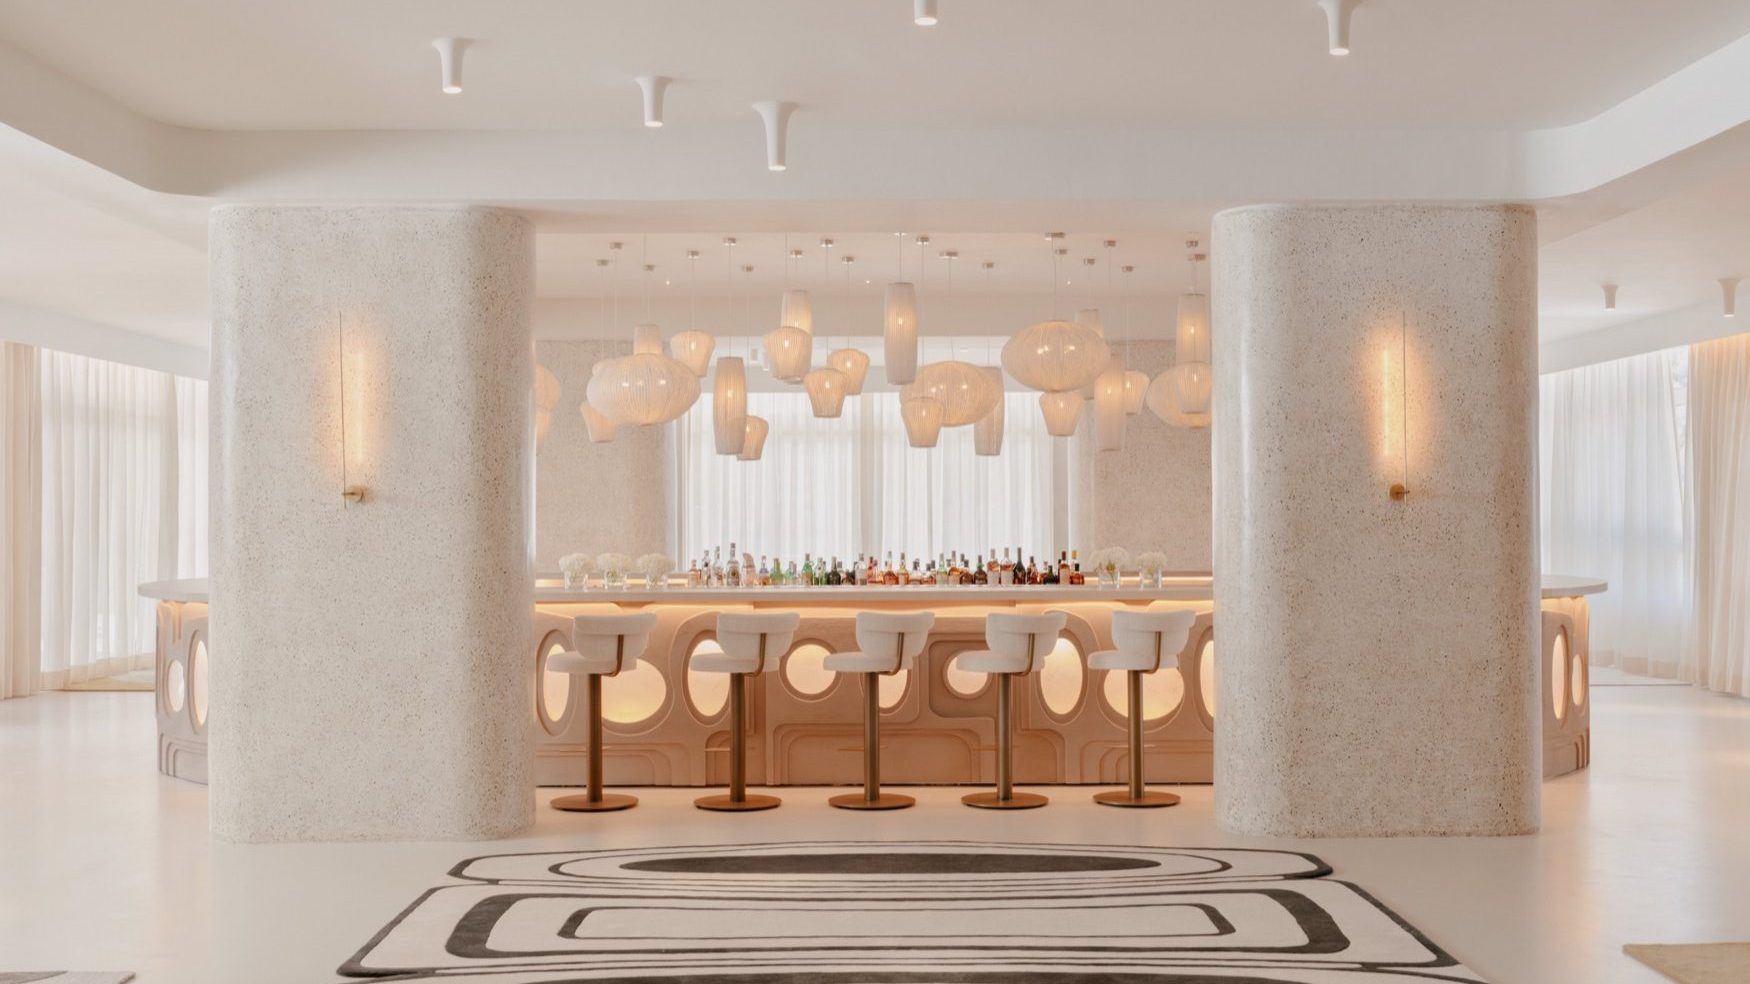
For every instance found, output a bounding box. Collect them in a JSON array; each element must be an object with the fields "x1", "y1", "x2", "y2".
[{"x1": 1211, "y1": 204, "x2": 1540, "y2": 837}]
